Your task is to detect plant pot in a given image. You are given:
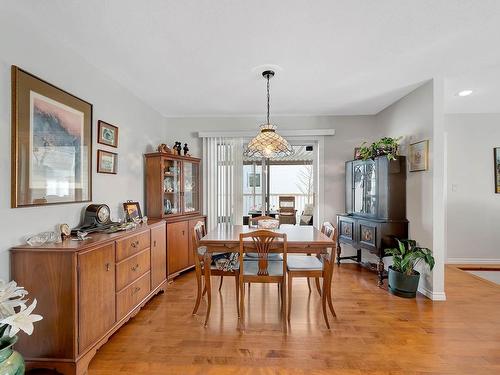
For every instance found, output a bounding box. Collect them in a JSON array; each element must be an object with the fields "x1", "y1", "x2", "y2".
[
  {"x1": 388, "y1": 266, "x2": 420, "y2": 298},
  {"x1": 0, "y1": 336, "x2": 25, "y2": 375}
]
